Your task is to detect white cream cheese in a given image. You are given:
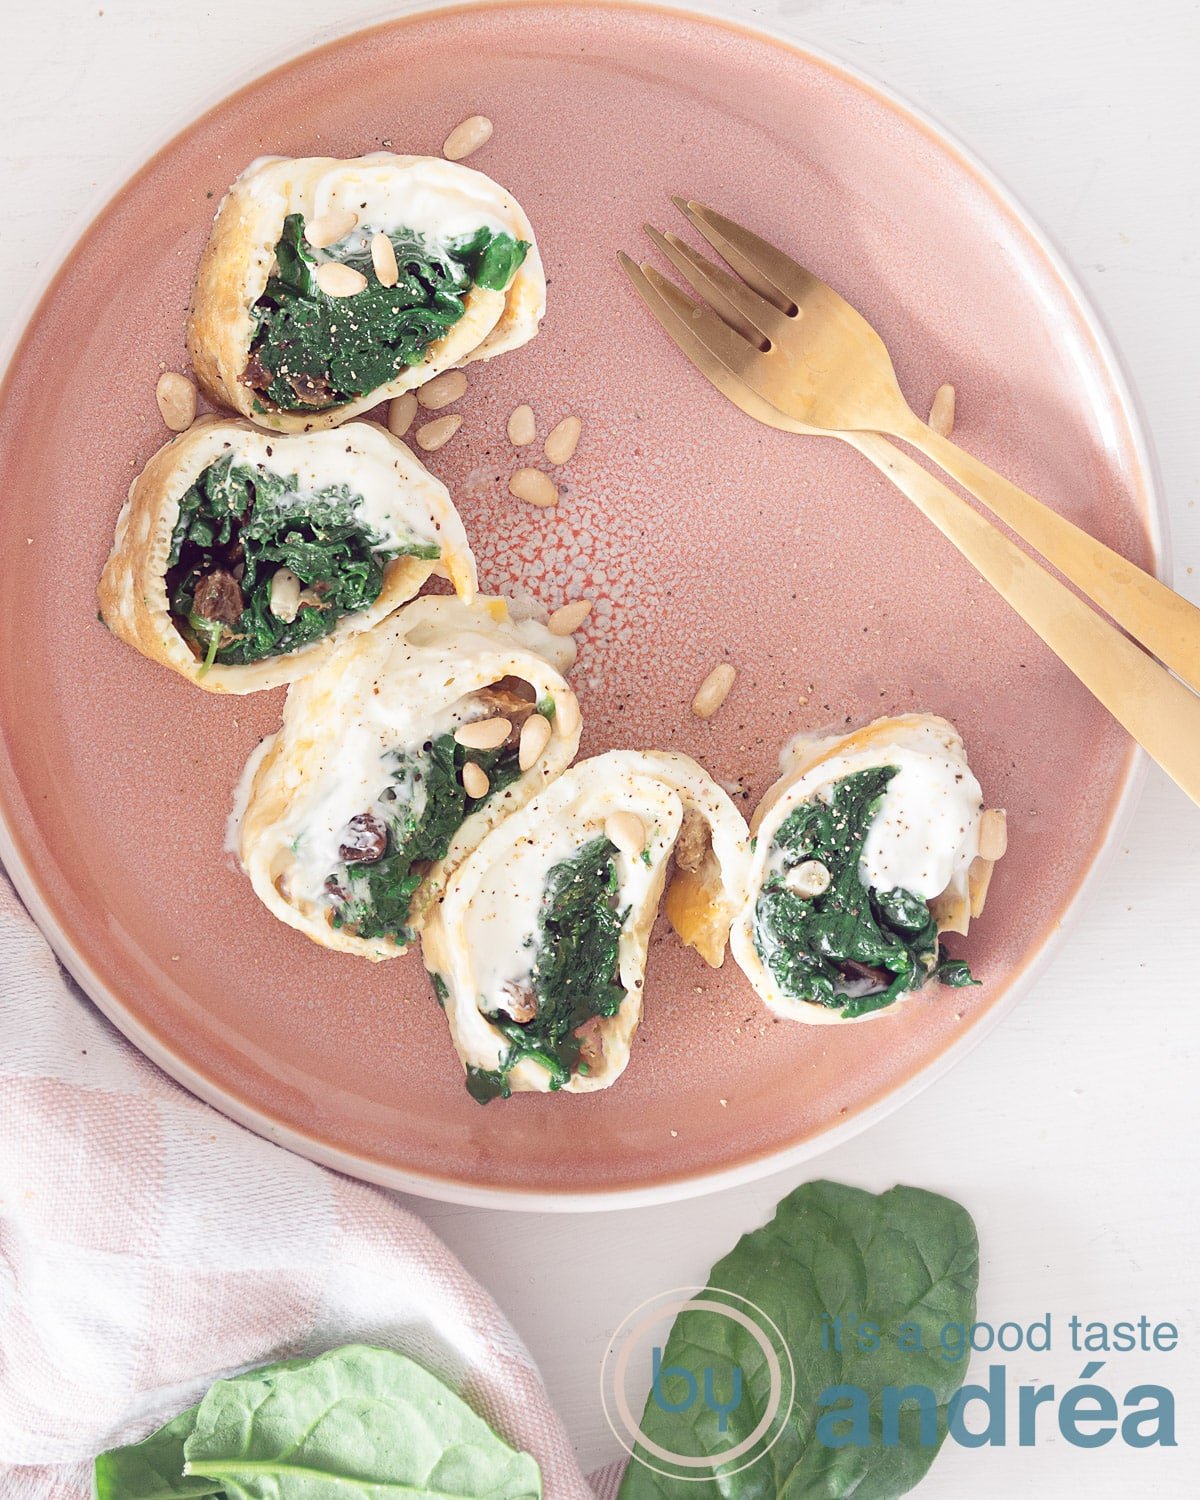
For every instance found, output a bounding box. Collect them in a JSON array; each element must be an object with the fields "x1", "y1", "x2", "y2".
[
  {"x1": 233, "y1": 596, "x2": 582, "y2": 962},
  {"x1": 769, "y1": 718, "x2": 984, "y2": 900}
]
